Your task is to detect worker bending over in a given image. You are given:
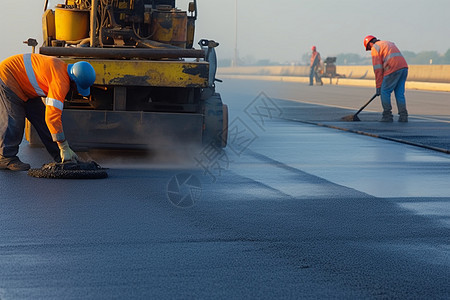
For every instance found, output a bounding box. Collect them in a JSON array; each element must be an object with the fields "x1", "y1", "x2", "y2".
[
  {"x1": 0, "y1": 53, "x2": 96, "y2": 171},
  {"x1": 364, "y1": 35, "x2": 408, "y2": 122}
]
